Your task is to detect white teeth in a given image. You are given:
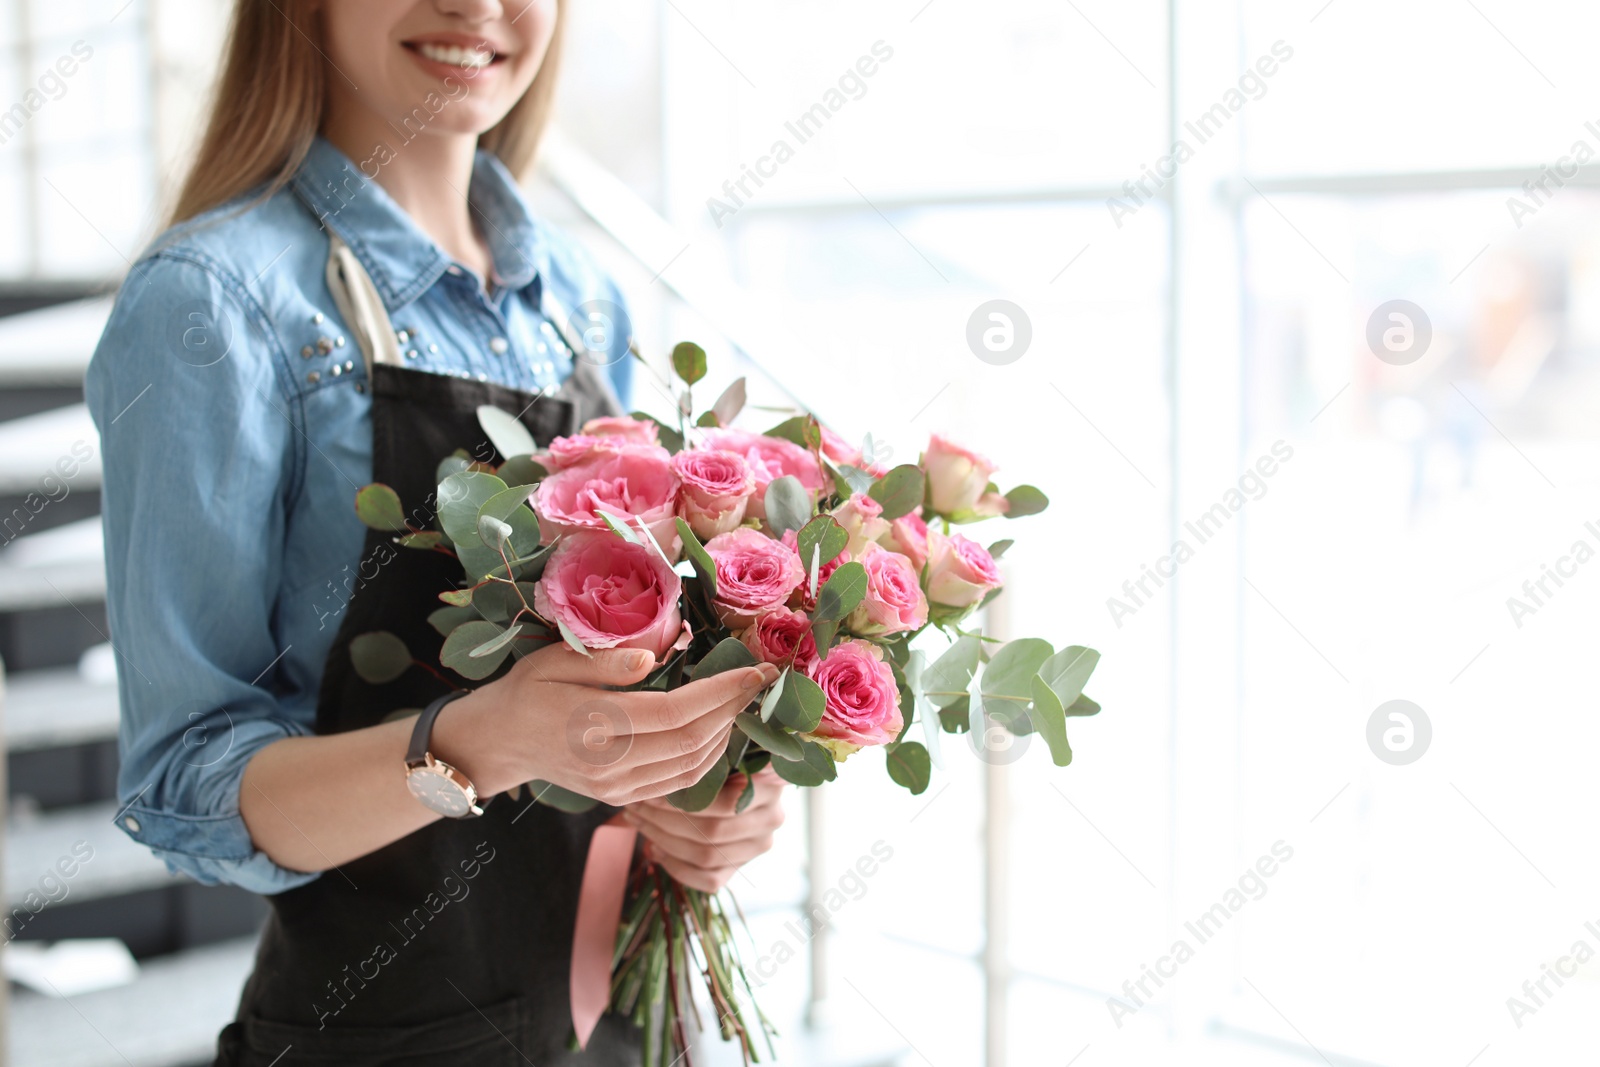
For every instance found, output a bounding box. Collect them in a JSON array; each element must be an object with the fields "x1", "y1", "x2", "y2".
[{"x1": 416, "y1": 43, "x2": 493, "y2": 69}]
